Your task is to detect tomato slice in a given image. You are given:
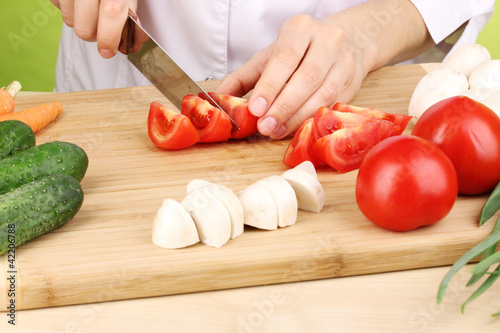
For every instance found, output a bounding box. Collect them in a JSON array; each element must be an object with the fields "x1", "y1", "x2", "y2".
[
  {"x1": 200, "y1": 92, "x2": 259, "y2": 139},
  {"x1": 147, "y1": 101, "x2": 200, "y2": 150},
  {"x1": 312, "y1": 120, "x2": 393, "y2": 172},
  {"x1": 181, "y1": 95, "x2": 232, "y2": 142},
  {"x1": 283, "y1": 118, "x2": 320, "y2": 167},
  {"x1": 314, "y1": 107, "x2": 377, "y2": 137},
  {"x1": 332, "y1": 102, "x2": 412, "y2": 135}
]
